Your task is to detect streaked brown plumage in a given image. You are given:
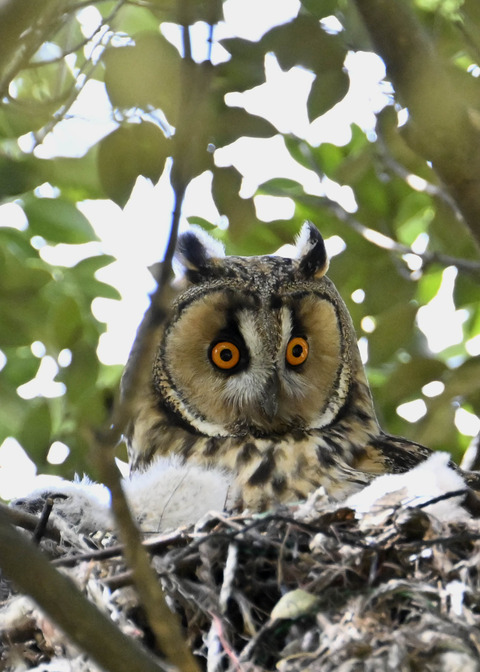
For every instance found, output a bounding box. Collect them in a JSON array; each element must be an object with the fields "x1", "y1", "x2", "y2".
[{"x1": 125, "y1": 223, "x2": 480, "y2": 510}]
